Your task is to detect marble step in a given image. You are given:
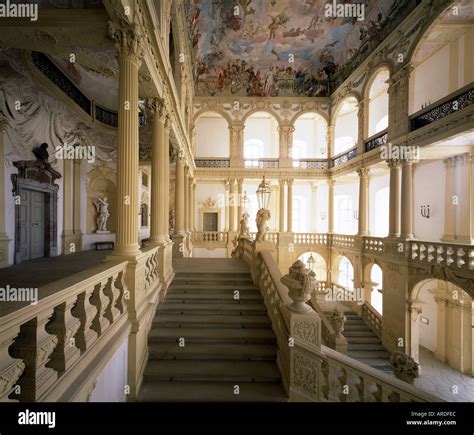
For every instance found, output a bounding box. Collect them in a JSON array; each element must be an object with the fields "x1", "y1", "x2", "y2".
[
  {"x1": 173, "y1": 276, "x2": 254, "y2": 285},
  {"x1": 343, "y1": 324, "x2": 372, "y2": 331},
  {"x1": 347, "y1": 343, "x2": 387, "y2": 351},
  {"x1": 348, "y1": 349, "x2": 391, "y2": 358},
  {"x1": 344, "y1": 330, "x2": 379, "y2": 337},
  {"x1": 149, "y1": 327, "x2": 277, "y2": 344},
  {"x1": 157, "y1": 302, "x2": 267, "y2": 314},
  {"x1": 143, "y1": 360, "x2": 282, "y2": 382},
  {"x1": 345, "y1": 336, "x2": 381, "y2": 344},
  {"x1": 153, "y1": 313, "x2": 271, "y2": 328},
  {"x1": 168, "y1": 284, "x2": 260, "y2": 292},
  {"x1": 148, "y1": 342, "x2": 277, "y2": 360},
  {"x1": 137, "y1": 381, "x2": 288, "y2": 402},
  {"x1": 165, "y1": 292, "x2": 263, "y2": 302},
  {"x1": 175, "y1": 272, "x2": 252, "y2": 279}
]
